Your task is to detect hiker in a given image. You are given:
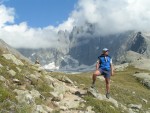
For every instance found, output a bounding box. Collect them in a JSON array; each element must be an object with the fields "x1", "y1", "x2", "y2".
[{"x1": 91, "y1": 48, "x2": 114, "y2": 99}]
